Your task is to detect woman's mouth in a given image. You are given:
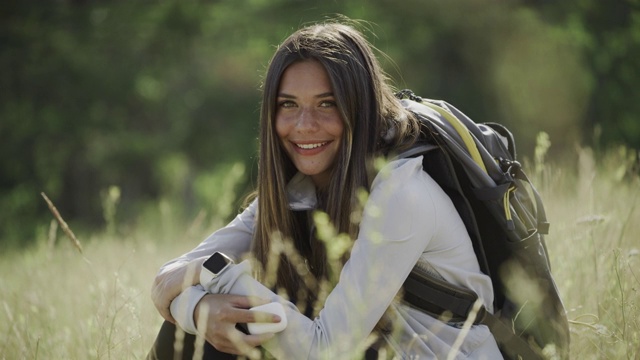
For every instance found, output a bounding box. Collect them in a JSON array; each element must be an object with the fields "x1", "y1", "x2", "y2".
[{"x1": 295, "y1": 142, "x2": 328, "y2": 150}]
